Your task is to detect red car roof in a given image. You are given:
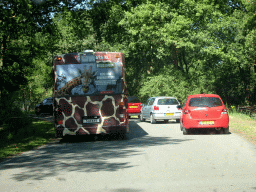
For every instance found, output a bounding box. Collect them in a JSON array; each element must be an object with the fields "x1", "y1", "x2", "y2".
[{"x1": 188, "y1": 94, "x2": 221, "y2": 98}]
